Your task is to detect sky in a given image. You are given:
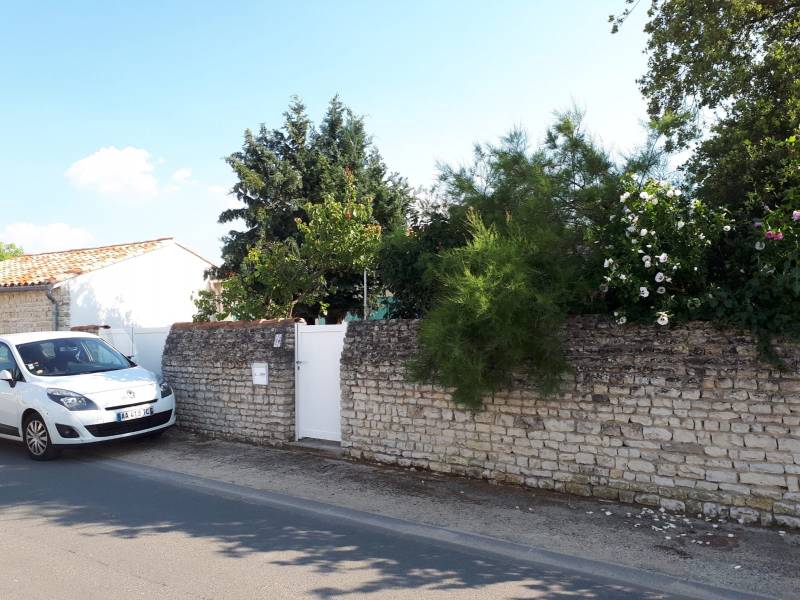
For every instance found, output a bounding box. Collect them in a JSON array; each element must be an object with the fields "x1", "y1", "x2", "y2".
[{"x1": 0, "y1": 1, "x2": 650, "y2": 263}]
